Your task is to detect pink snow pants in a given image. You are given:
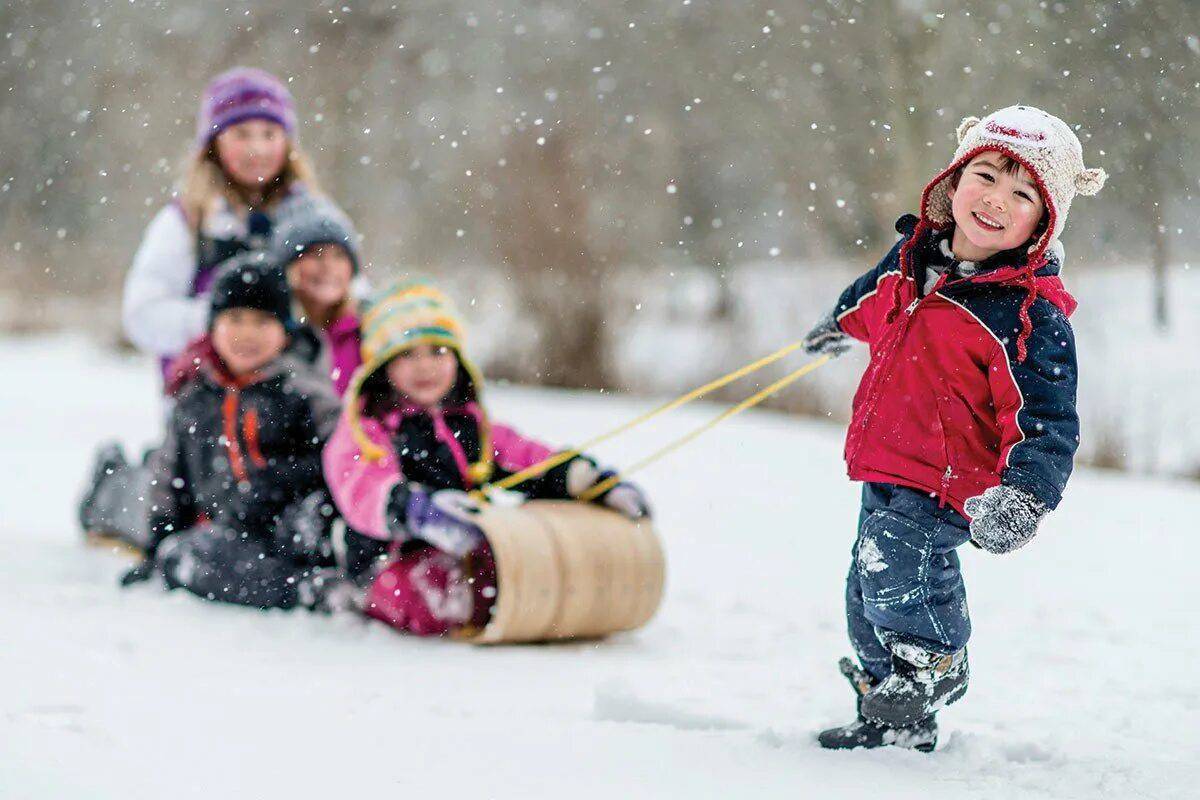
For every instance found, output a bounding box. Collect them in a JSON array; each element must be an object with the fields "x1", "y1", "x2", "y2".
[{"x1": 364, "y1": 544, "x2": 497, "y2": 636}]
